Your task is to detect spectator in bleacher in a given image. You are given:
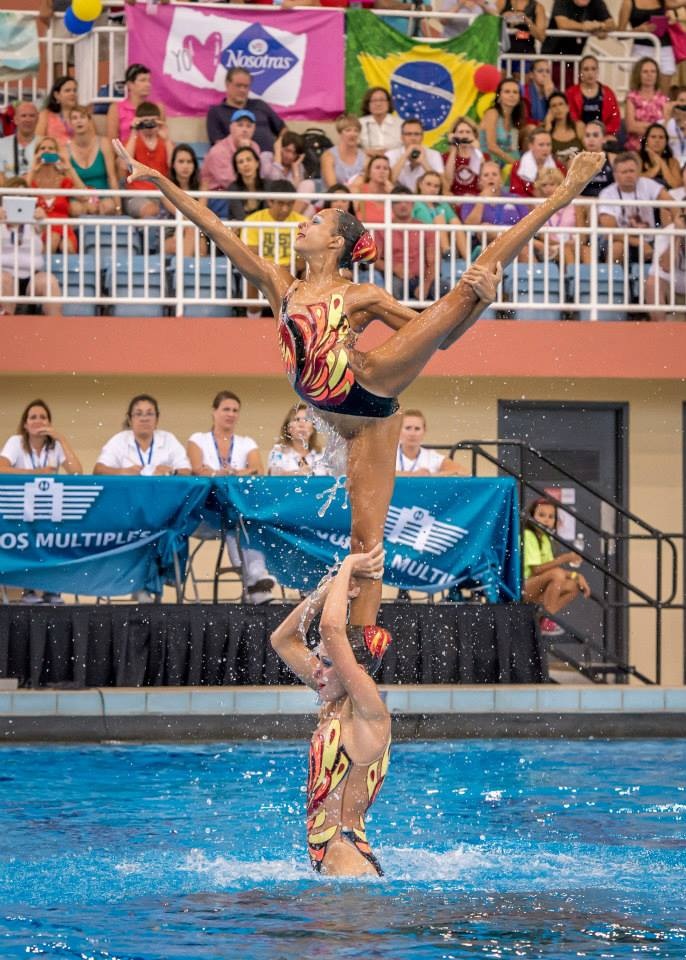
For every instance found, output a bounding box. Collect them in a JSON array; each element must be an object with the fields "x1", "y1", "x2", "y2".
[
  {"x1": 386, "y1": 118, "x2": 444, "y2": 192},
  {"x1": 639, "y1": 122, "x2": 683, "y2": 187},
  {"x1": 322, "y1": 184, "x2": 354, "y2": 214},
  {"x1": 424, "y1": 0, "x2": 497, "y2": 39},
  {"x1": 94, "y1": 394, "x2": 191, "y2": 476},
  {"x1": 359, "y1": 87, "x2": 403, "y2": 157},
  {"x1": 669, "y1": 158, "x2": 686, "y2": 201},
  {"x1": 510, "y1": 129, "x2": 565, "y2": 197},
  {"x1": 521, "y1": 60, "x2": 555, "y2": 125},
  {"x1": 575, "y1": 120, "x2": 615, "y2": 261},
  {"x1": 187, "y1": 390, "x2": 276, "y2": 604},
  {"x1": 0, "y1": 186, "x2": 61, "y2": 316},
  {"x1": 618, "y1": 0, "x2": 676, "y2": 93},
  {"x1": 107, "y1": 64, "x2": 166, "y2": 164},
  {"x1": 321, "y1": 114, "x2": 367, "y2": 189},
  {"x1": 123, "y1": 103, "x2": 173, "y2": 219},
  {"x1": 0, "y1": 101, "x2": 39, "y2": 184},
  {"x1": 374, "y1": 184, "x2": 437, "y2": 299},
  {"x1": 162, "y1": 144, "x2": 208, "y2": 257},
  {"x1": 28, "y1": 137, "x2": 85, "y2": 253},
  {"x1": 541, "y1": 0, "x2": 615, "y2": 87},
  {"x1": 206, "y1": 67, "x2": 284, "y2": 151},
  {"x1": 350, "y1": 156, "x2": 394, "y2": 222},
  {"x1": 461, "y1": 160, "x2": 530, "y2": 242},
  {"x1": 265, "y1": 130, "x2": 317, "y2": 213},
  {"x1": 67, "y1": 106, "x2": 120, "y2": 216},
  {"x1": 242, "y1": 181, "x2": 302, "y2": 317},
  {"x1": 497, "y1": 0, "x2": 547, "y2": 63},
  {"x1": 566, "y1": 55, "x2": 621, "y2": 139},
  {"x1": 598, "y1": 151, "x2": 671, "y2": 261},
  {"x1": 625, "y1": 57, "x2": 671, "y2": 151},
  {"x1": 442, "y1": 116, "x2": 483, "y2": 198},
  {"x1": 532, "y1": 167, "x2": 577, "y2": 262},
  {"x1": 395, "y1": 409, "x2": 464, "y2": 475},
  {"x1": 0, "y1": 398, "x2": 82, "y2": 605},
  {"x1": 226, "y1": 146, "x2": 269, "y2": 222},
  {"x1": 666, "y1": 87, "x2": 686, "y2": 168},
  {"x1": 36, "y1": 77, "x2": 77, "y2": 147},
  {"x1": 544, "y1": 92, "x2": 584, "y2": 166},
  {"x1": 202, "y1": 109, "x2": 271, "y2": 192},
  {"x1": 268, "y1": 402, "x2": 327, "y2": 475},
  {"x1": 522, "y1": 497, "x2": 590, "y2": 636},
  {"x1": 645, "y1": 205, "x2": 686, "y2": 320},
  {"x1": 413, "y1": 170, "x2": 468, "y2": 260},
  {"x1": 479, "y1": 78, "x2": 525, "y2": 170}
]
